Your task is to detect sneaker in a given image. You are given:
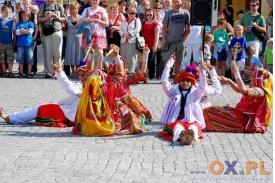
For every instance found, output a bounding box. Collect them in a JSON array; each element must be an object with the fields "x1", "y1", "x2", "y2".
[
  {"x1": 26, "y1": 73, "x2": 33, "y2": 79},
  {"x1": 18, "y1": 73, "x2": 24, "y2": 78}
]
